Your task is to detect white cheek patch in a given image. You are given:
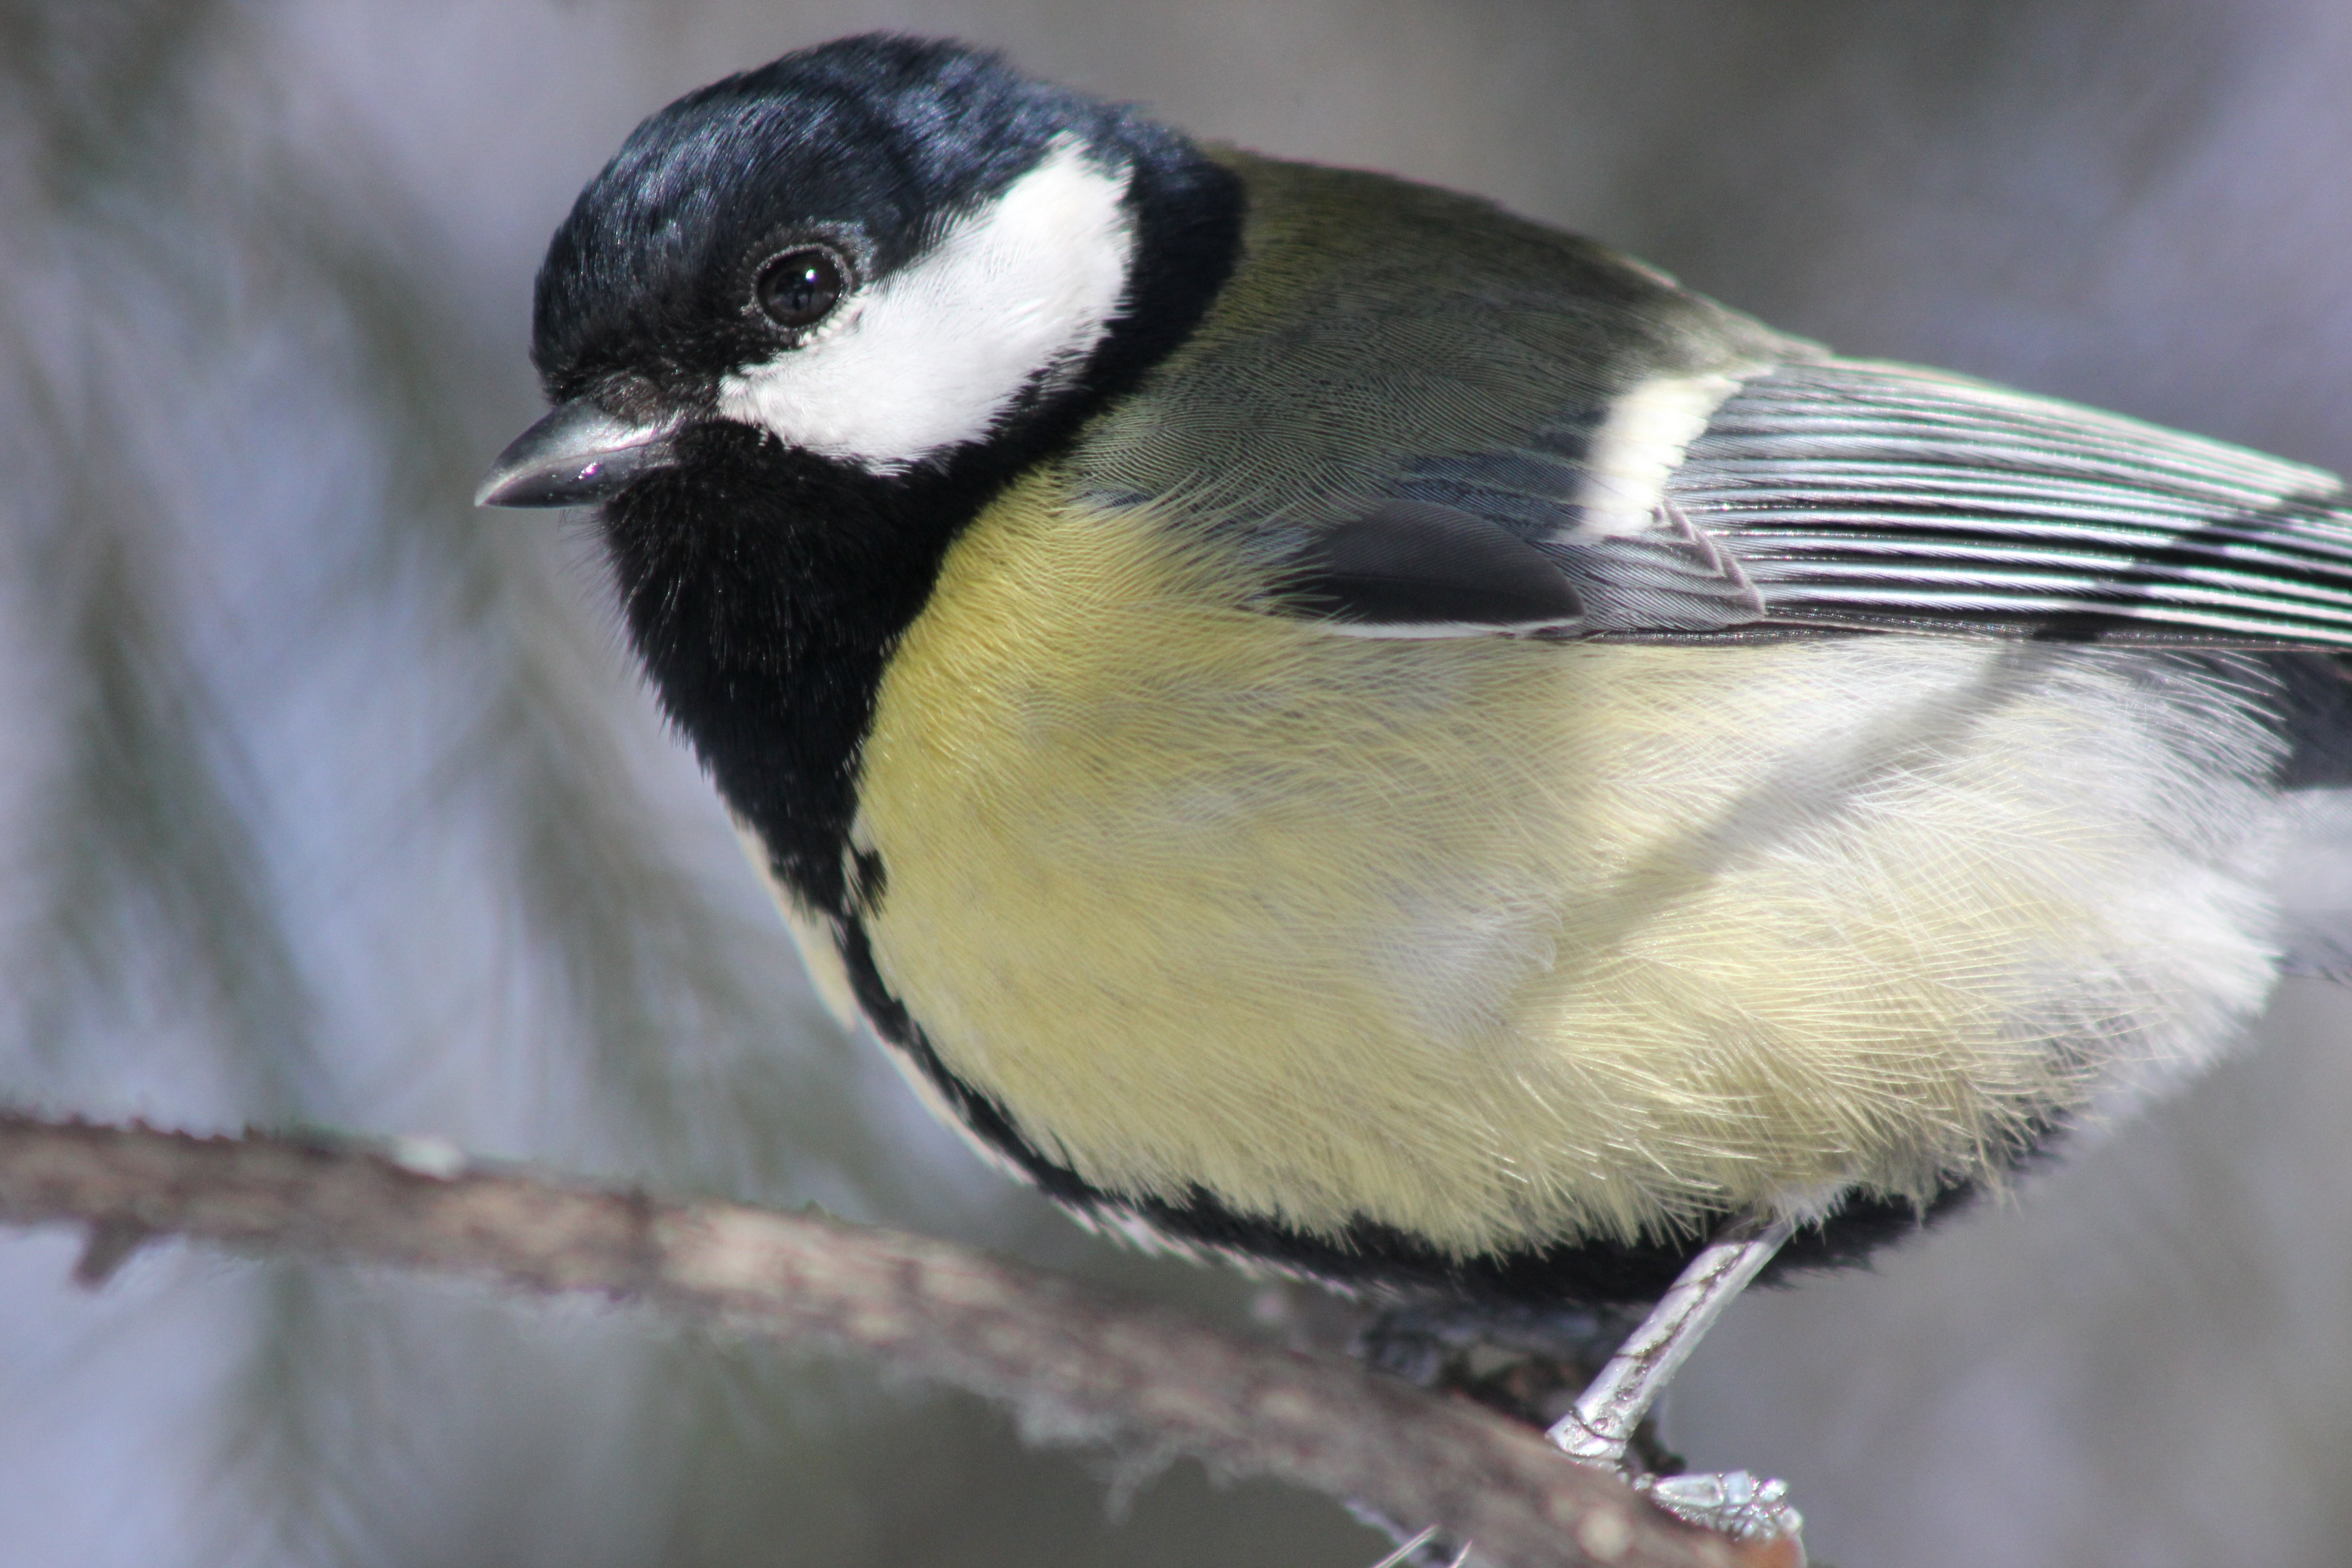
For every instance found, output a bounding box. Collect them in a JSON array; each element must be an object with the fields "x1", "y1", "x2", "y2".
[
  {"x1": 1566, "y1": 371, "x2": 1748, "y2": 539},
  {"x1": 718, "y1": 137, "x2": 1137, "y2": 471}
]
